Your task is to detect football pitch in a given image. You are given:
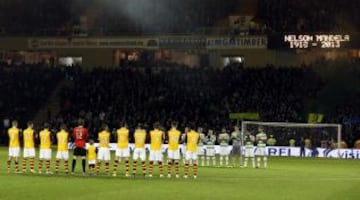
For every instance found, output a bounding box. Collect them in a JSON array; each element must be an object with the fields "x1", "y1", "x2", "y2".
[{"x1": 0, "y1": 147, "x2": 359, "y2": 200}]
